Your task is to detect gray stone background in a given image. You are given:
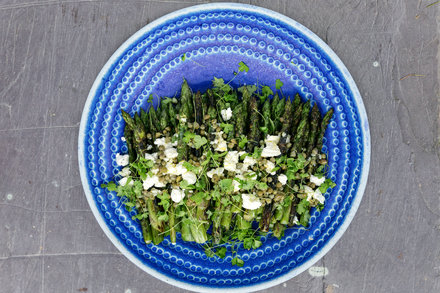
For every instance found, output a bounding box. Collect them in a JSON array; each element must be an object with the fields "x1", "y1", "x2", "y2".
[{"x1": 1, "y1": 0, "x2": 439, "y2": 292}]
